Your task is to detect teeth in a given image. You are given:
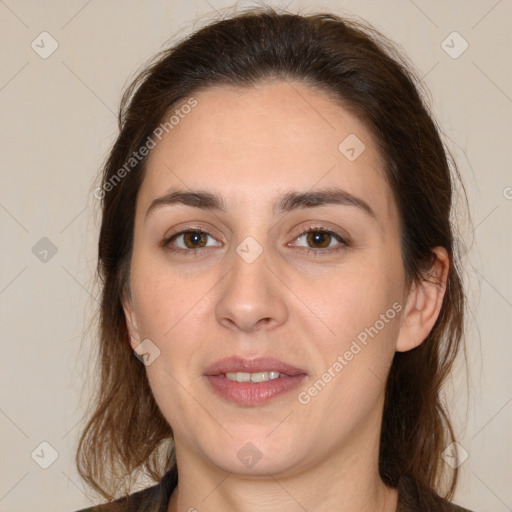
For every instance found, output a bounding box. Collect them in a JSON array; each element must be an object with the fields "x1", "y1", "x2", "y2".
[{"x1": 225, "y1": 371, "x2": 286, "y2": 383}]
